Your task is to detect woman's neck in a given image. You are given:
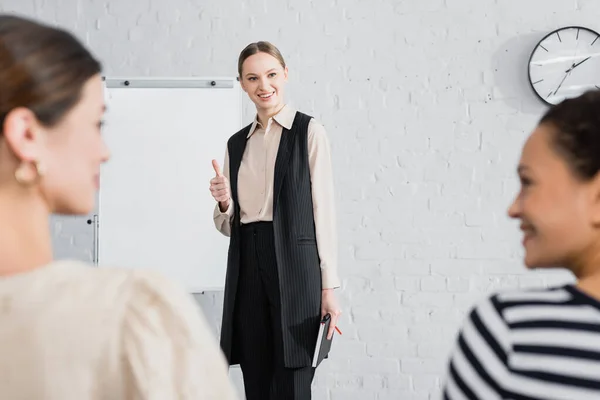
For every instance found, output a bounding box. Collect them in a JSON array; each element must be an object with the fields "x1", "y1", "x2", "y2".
[
  {"x1": 572, "y1": 241, "x2": 600, "y2": 300},
  {"x1": 256, "y1": 103, "x2": 285, "y2": 128},
  {"x1": 0, "y1": 189, "x2": 52, "y2": 276}
]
